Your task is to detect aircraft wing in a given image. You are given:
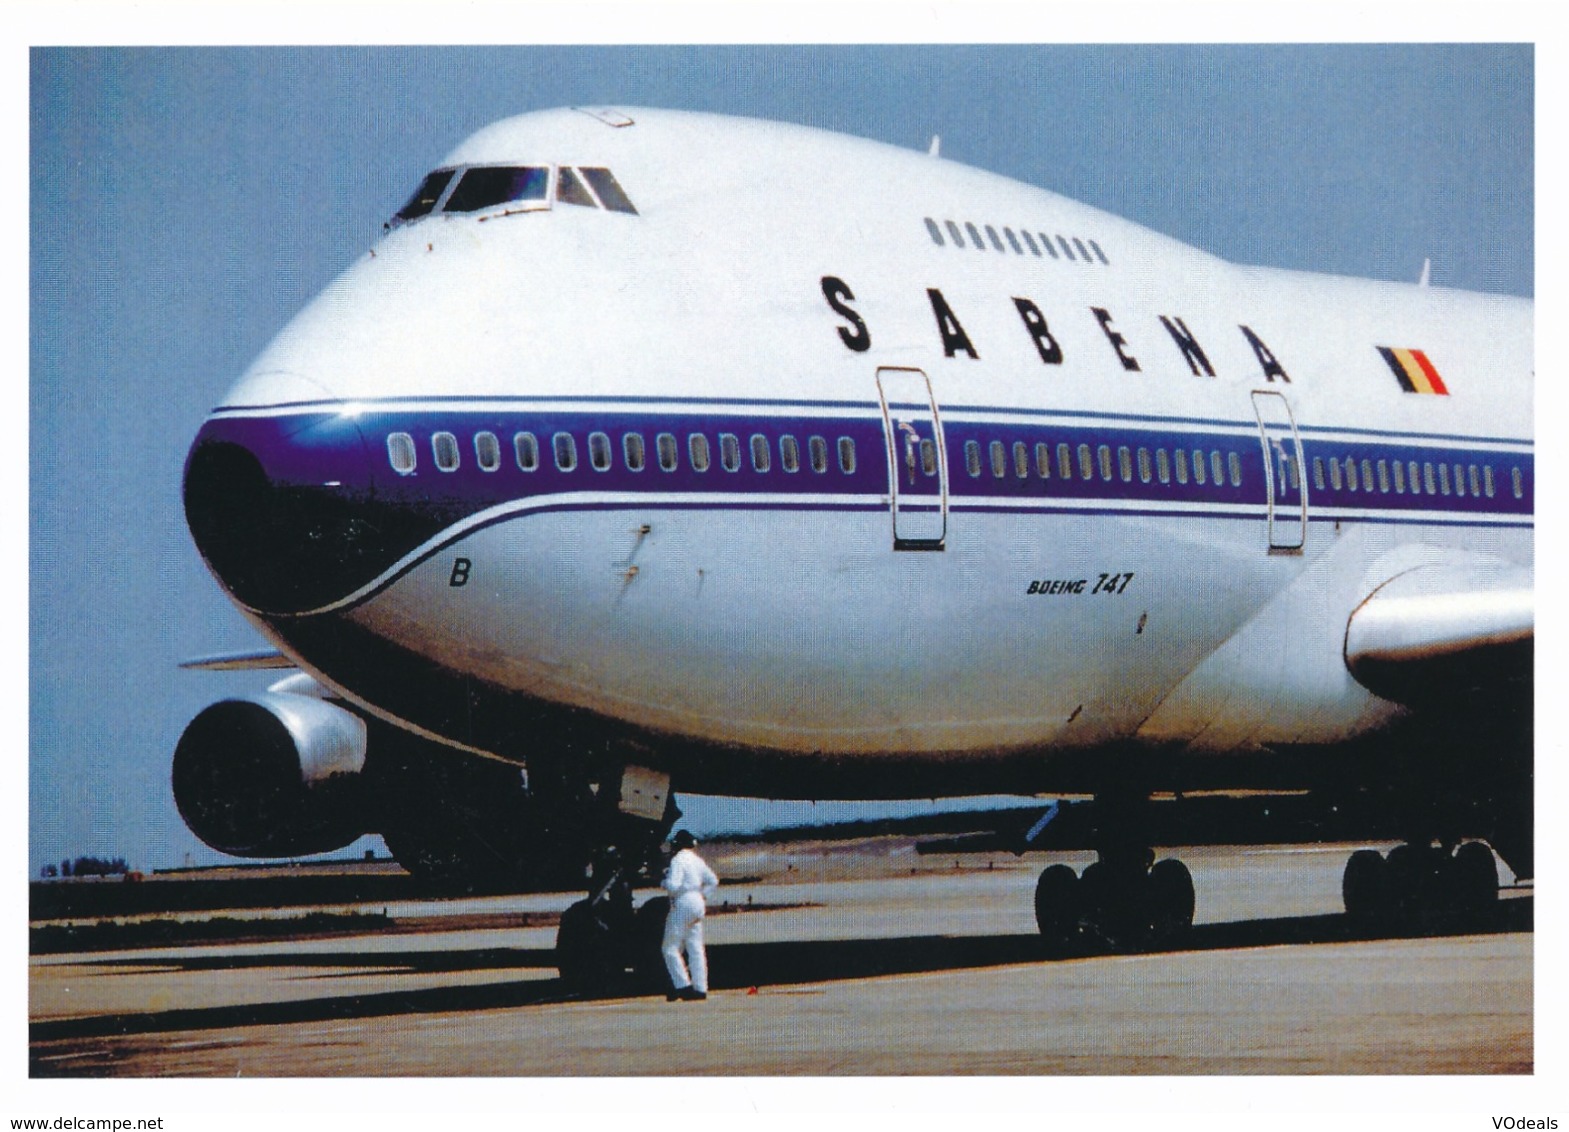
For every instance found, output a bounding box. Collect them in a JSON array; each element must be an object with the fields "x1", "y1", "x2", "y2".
[
  {"x1": 1344, "y1": 562, "x2": 1532, "y2": 704},
  {"x1": 180, "y1": 649, "x2": 296, "y2": 671}
]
